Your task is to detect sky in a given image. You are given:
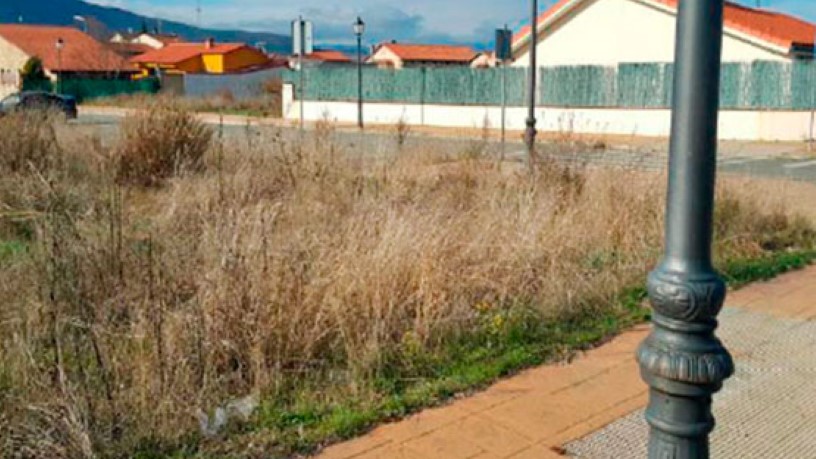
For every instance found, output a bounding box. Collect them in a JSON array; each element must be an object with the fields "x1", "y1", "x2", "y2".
[{"x1": 87, "y1": 0, "x2": 816, "y2": 47}]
